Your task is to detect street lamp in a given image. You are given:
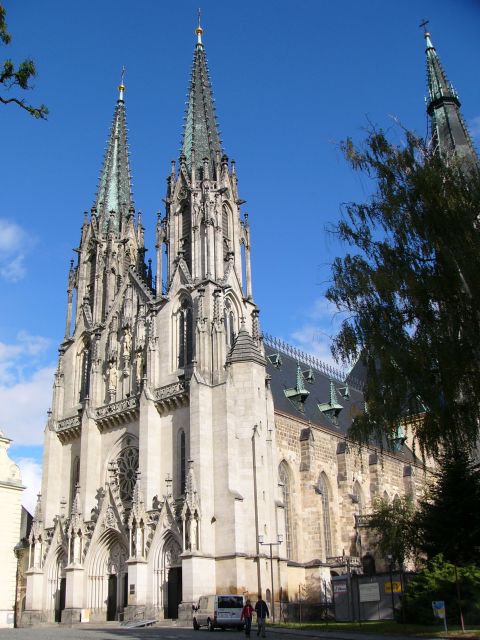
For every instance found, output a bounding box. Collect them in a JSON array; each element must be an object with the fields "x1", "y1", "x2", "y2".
[{"x1": 258, "y1": 534, "x2": 283, "y2": 624}]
